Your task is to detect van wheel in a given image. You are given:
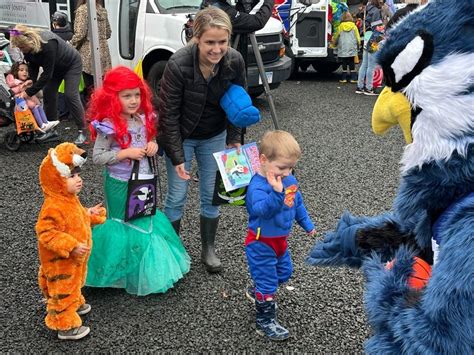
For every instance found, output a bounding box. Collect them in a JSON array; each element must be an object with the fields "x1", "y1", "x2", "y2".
[
  {"x1": 146, "y1": 60, "x2": 168, "y2": 102},
  {"x1": 311, "y1": 62, "x2": 340, "y2": 74},
  {"x1": 4, "y1": 131, "x2": 21, "y2": 151}
]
